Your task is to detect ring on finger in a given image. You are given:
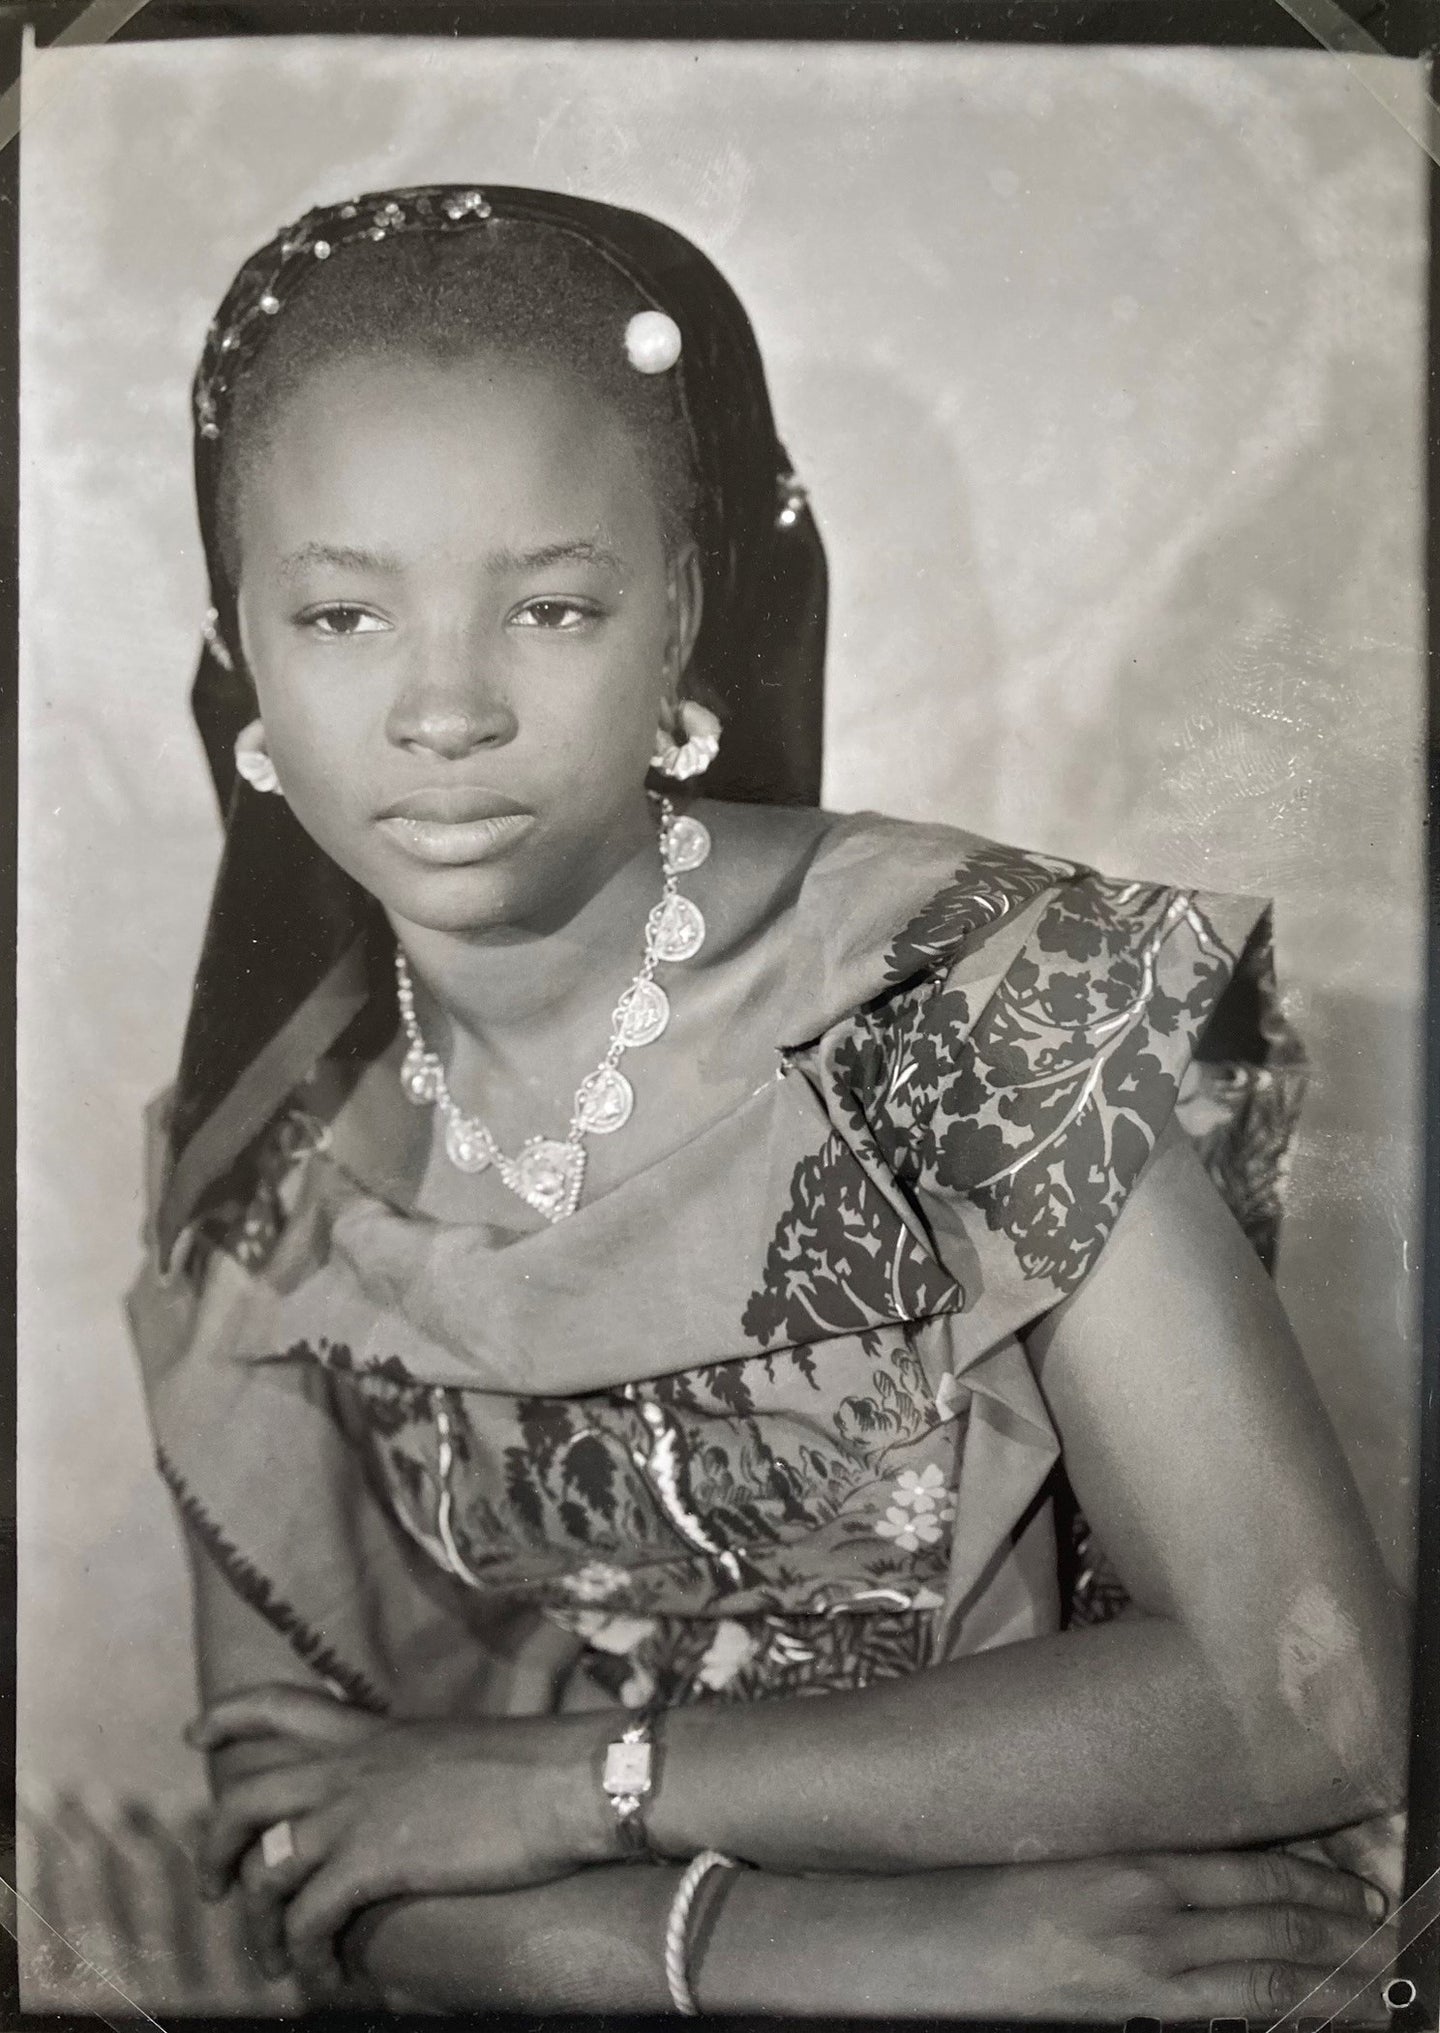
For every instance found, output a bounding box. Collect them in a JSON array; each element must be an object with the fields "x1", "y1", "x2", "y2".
[{"x1": 261, "y1": 1819, "x2": 297, "y2": 1872}]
